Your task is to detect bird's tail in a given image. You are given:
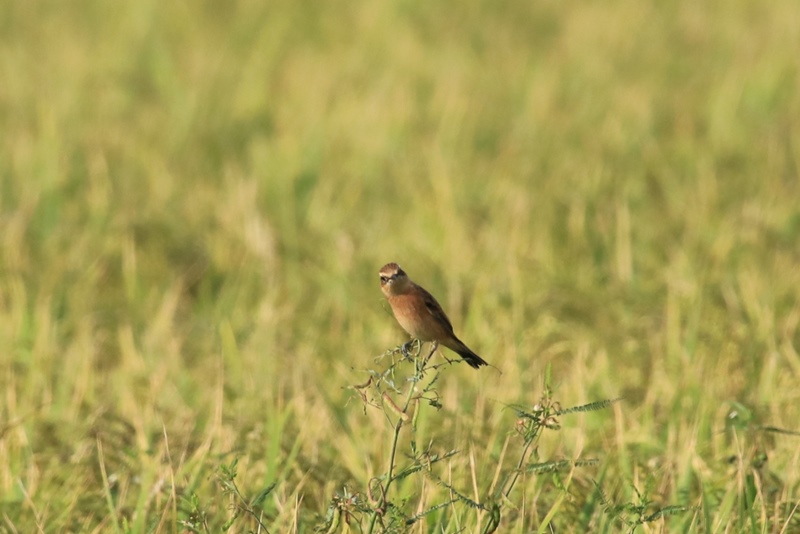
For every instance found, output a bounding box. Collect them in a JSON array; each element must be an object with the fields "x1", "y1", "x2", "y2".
[{"x1": 444, "y1": 338, "x2": 489, "y2": 369}]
